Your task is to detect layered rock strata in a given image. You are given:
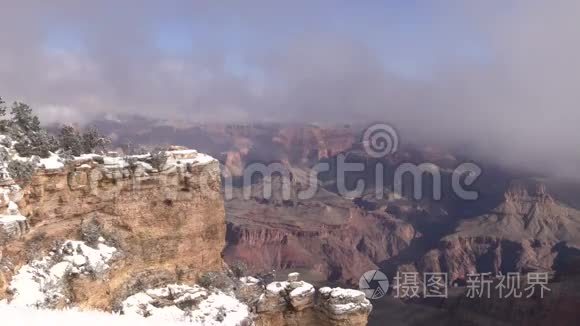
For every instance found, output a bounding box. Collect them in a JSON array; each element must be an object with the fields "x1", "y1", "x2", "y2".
[{"x1": 0, "y1": 148, "x2": 225, "y2": 310}]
